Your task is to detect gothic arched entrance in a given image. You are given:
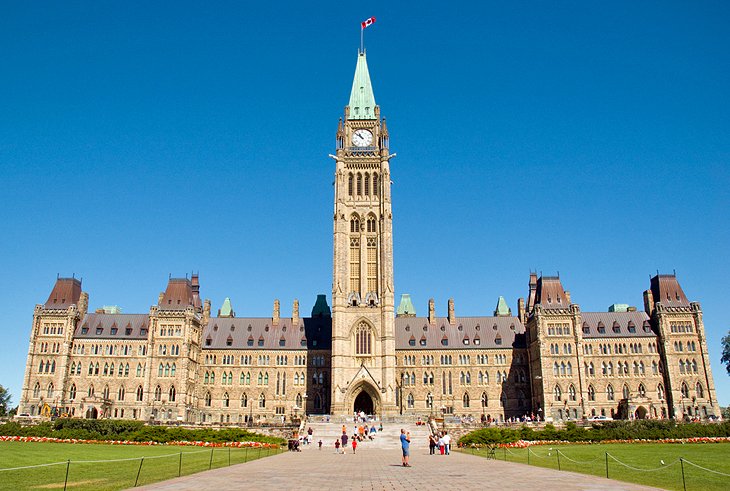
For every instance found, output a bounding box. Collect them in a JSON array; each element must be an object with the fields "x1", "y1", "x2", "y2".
[{"x1": 354, "y1": 391, "x2": 374, "y2": 415}]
